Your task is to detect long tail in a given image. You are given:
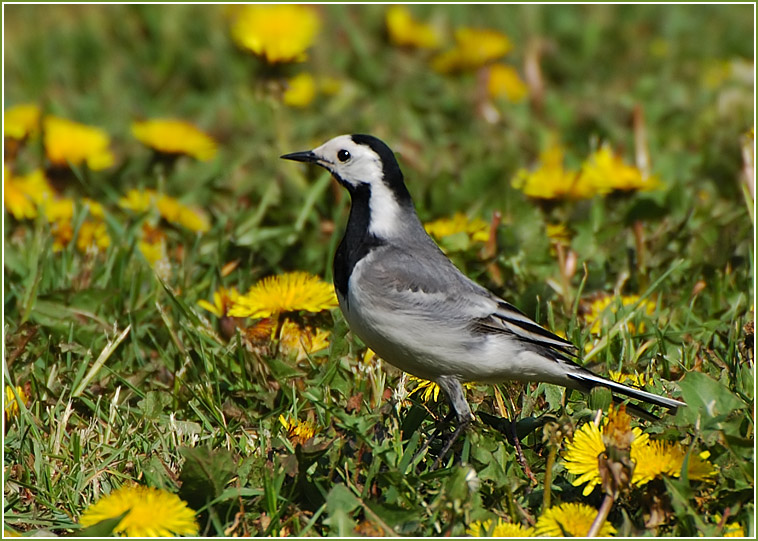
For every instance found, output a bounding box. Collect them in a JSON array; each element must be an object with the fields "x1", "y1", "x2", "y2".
[{"x1": 568, "y1": 371, "x2": 685, "y2": 410}]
